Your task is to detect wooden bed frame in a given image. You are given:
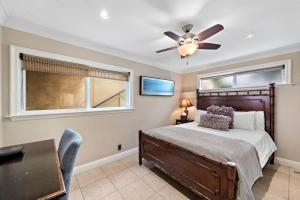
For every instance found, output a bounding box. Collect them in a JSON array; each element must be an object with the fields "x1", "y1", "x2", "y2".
[{"x1": 139, "y1": 84, "x2": 275, "y2": 200}]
